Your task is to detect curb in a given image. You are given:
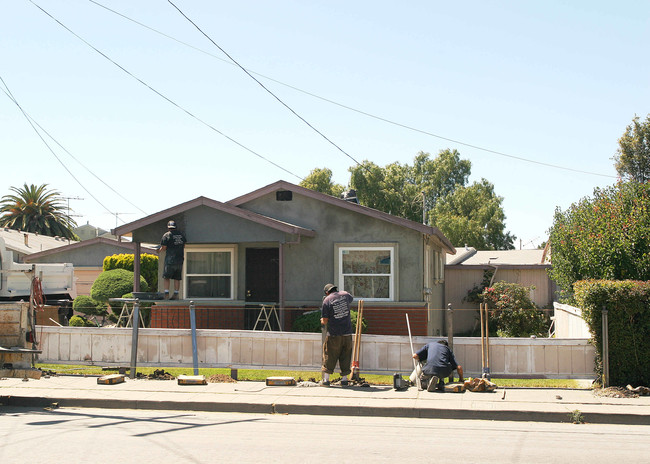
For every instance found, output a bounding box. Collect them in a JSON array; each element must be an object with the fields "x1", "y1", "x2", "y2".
[{"x1": 3, "y1": 395, "x2": 649, "y2": 425}]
